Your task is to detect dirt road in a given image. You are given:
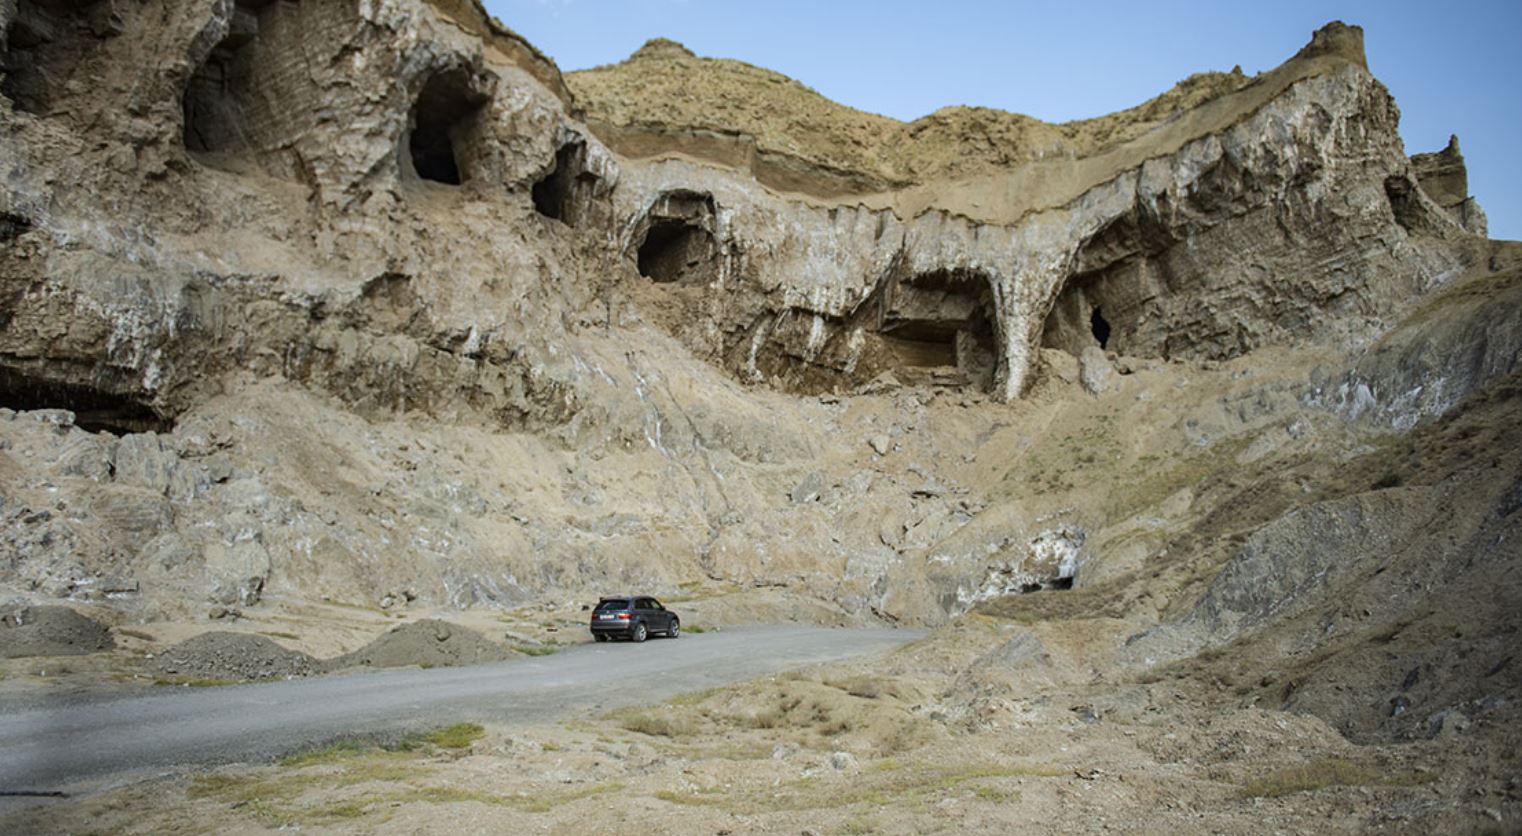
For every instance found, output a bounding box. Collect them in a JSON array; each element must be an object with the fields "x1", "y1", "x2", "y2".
[{"x1": 0, "y1": 626, "x2": 921, "y2": 796}]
